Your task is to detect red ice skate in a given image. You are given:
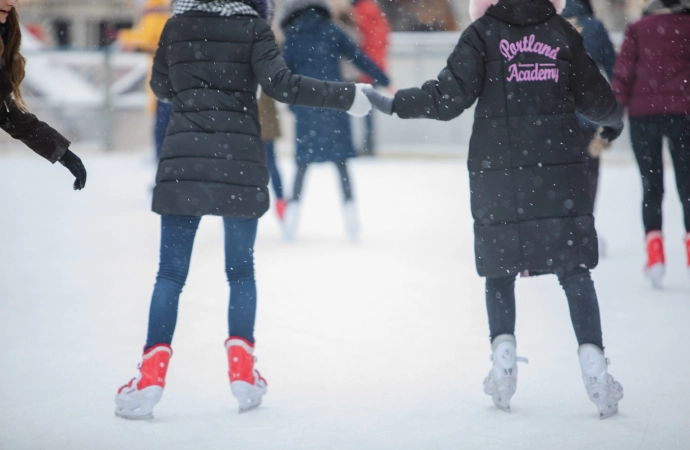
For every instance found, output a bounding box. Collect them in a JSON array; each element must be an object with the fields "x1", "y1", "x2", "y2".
[
  {"x1": 685, "y1": 233, "x2": 690, "y2": 278},
  {"x1": 115, "y1": 344, "x2": 172, "y2": 419},
  {"x1": 644, "y1": 231, "x2": 665, "y2": 288},
  {"x1": 275, "y1": 198, "x2": 287, "y2": 222},
  {"x1": 226, "y1": 337, "x2": 267, "y2": 412}
]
